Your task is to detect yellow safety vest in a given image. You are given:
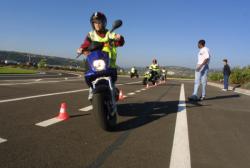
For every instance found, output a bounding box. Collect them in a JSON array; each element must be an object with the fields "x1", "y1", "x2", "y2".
[
  {"x1": 149, "y1": 64, "x2": 159, "y2": 71},
  {"x1": 89, "y1": 30, "x2": 117, "y2": 68}
]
